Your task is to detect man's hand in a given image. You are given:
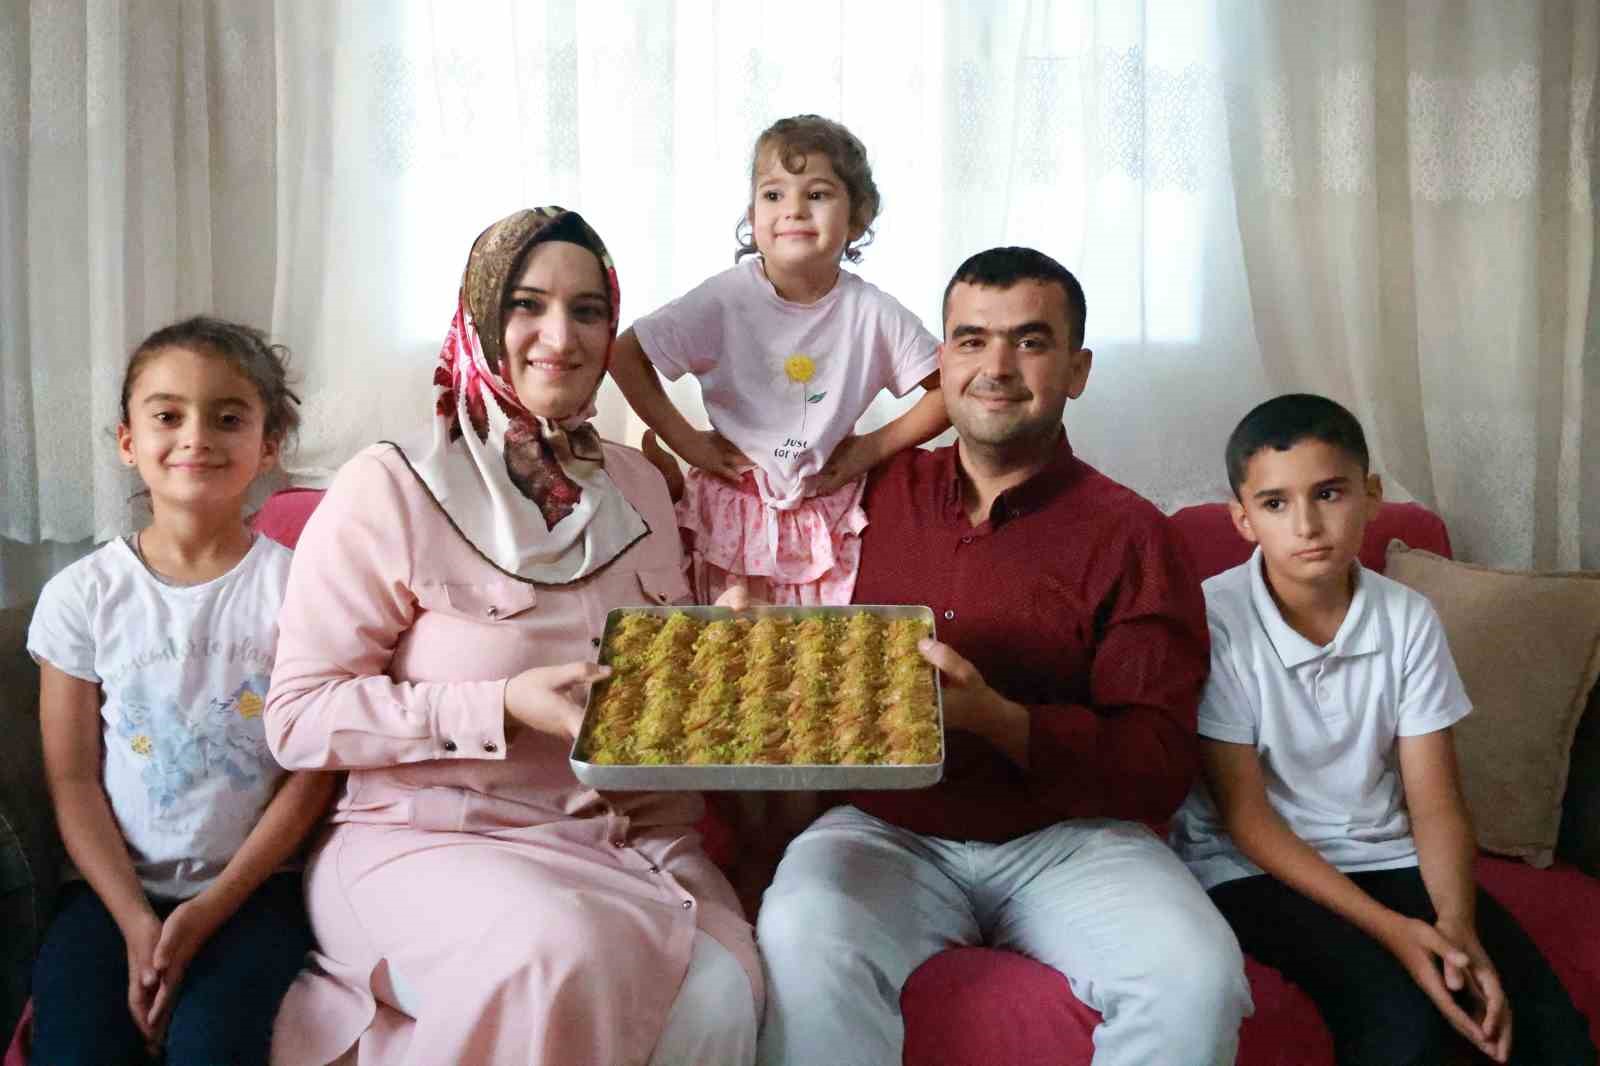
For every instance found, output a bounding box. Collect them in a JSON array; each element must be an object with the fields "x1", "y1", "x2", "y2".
[
  {"x1": 145, "y1": 892, "x2": 229, "y2": 1041},
  {"x1": 1377, "y1": 913, "x2": 1507, "y2": 1061},
  {"x1": 811, "y1": 434, "x2": 881, "y2": 497},
  {"x1": 674, "y1": 429, "x2": 754, "y2": 484},
  {"x1": 918, "y1": 638, "x2": 1030, "y2": 768},
  {"x1": 505, "y1": 661, "x2": 611, "y2": 740},
  {"x1": 122, "y1": 907, "x2": 164, "y2": 1046}
]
